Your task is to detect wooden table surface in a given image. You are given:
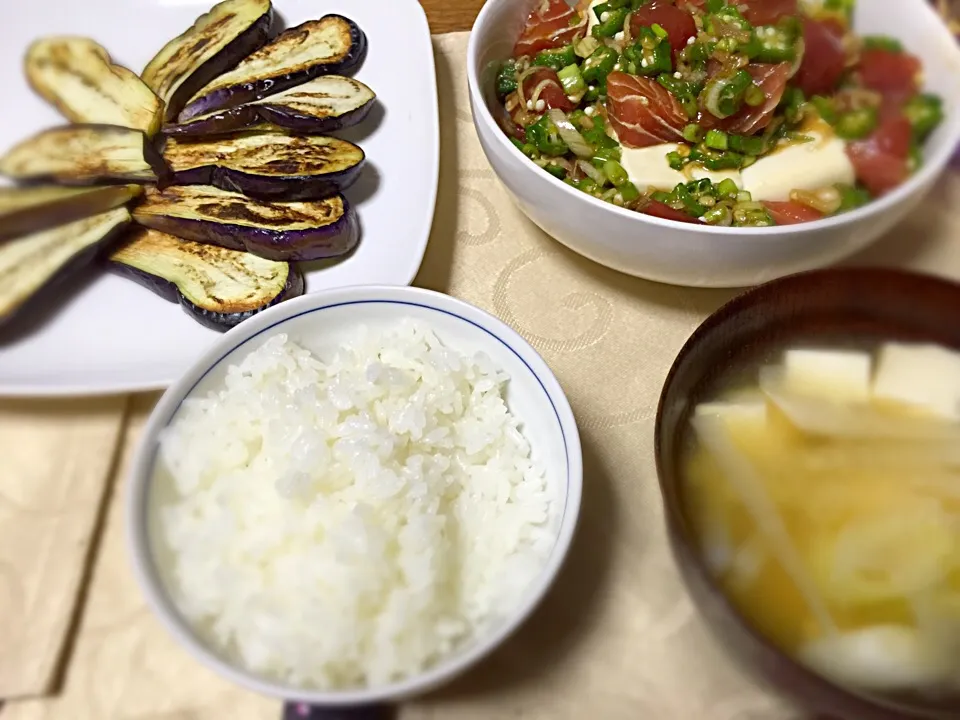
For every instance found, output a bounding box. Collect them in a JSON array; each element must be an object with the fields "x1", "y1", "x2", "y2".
[{"x1": 420, "y1": 0, "x2": 485, "y2": 34}]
